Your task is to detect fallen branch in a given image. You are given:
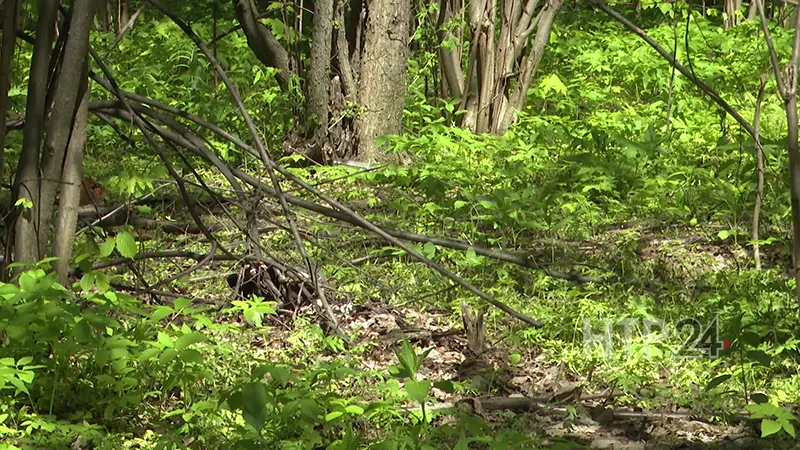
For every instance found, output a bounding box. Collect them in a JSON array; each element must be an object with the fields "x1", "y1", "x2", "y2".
[
  {"x1": 98, "y1": 4, "x2": 546, "y2": 329},
  {"x1": 417, "y1": 396, "x2": 754, "y2": 424}
]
